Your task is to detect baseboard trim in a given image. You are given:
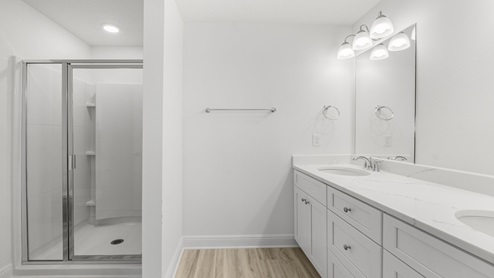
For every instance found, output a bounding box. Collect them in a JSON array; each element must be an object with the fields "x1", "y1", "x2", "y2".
[
  {"x1": 165, "y1": 237, "x2": 184, "y2": 278},
  {"x1": 0, "y1": 264, "x2": 13, "y2": 278},
  {"x1": 182, "y1": 234, "x2": 297, "y2": 249}
]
